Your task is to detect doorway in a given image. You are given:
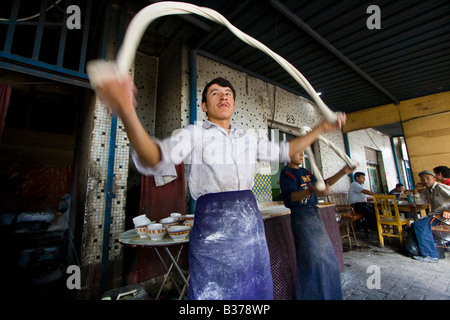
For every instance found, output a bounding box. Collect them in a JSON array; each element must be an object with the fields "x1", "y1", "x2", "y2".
[{"x1": 364, "y1": 147, "x2": 383, "y2": 193}]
